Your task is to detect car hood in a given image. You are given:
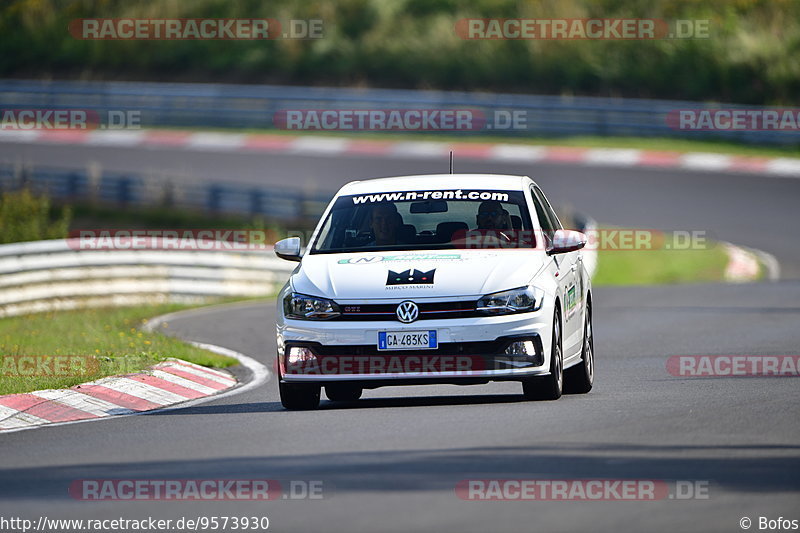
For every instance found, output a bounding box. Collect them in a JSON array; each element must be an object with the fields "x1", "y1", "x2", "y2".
[{"x1": 291, "y1": 249, "x2": 547, "y2": 300}]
